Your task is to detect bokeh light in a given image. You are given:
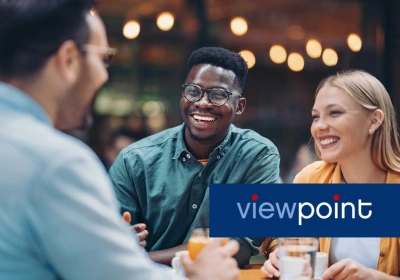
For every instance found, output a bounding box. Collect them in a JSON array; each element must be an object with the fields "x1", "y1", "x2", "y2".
[
  {"x1": 287, "y1": 25, "x2": 305, "y2": 40},
  {"x1": 123, "y1": 21, "x2": 140, "y2": 39},
  {"x1": 239, "y1": 50, "x2": 256, "y2": 68},
  {"x1": 322, "y1": 48, "x2": 338, "y2": 66},
  {"x1": 269, "y1": 45, "x2": 287, "y2": 64},
  {"x1": 306, "y1": 39, "x2": 322, "y2": 58},
  {"x1": 347, "y1": 33, "x2": 362, "y2": 52},
  {"x1": 287, "y1": 53, "x2": 304, "y2": 72},
  {"x1": 230, "y1": 17, "x2": 248, "y2": 36},
  {"x1": 157, "y1": 12, "x2": 174, "y2": 31}
]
